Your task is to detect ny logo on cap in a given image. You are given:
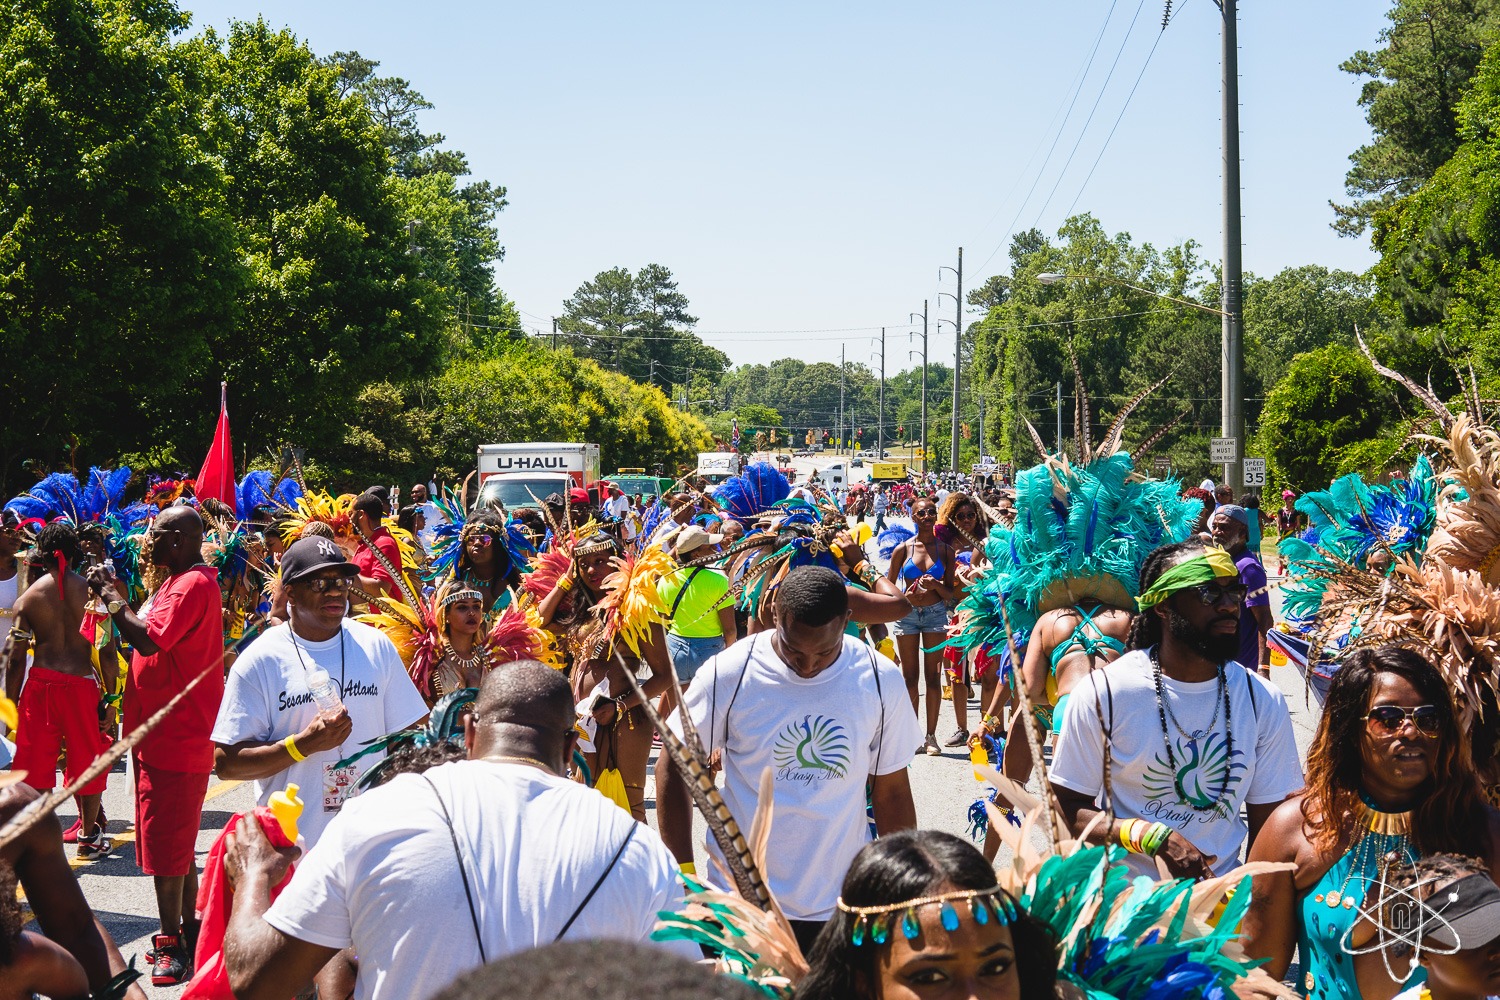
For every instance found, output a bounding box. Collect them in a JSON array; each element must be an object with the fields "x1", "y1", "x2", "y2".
[{"x1": 316, "y1": 539, "x2": 338, "y2": 557}]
